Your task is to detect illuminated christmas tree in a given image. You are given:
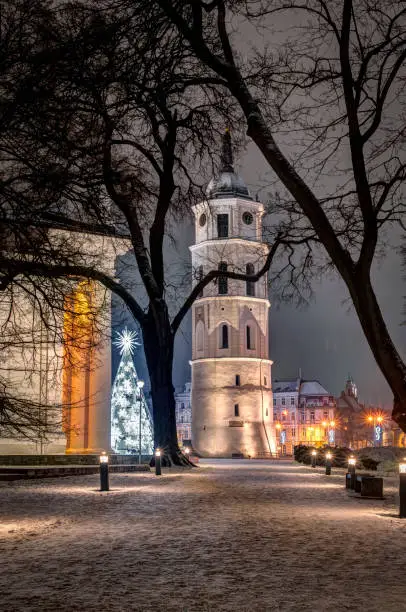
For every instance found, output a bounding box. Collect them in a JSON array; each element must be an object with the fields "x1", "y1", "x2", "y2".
[{"x1": 111, "y1": 328, "x2": 154, "y2": 455}]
